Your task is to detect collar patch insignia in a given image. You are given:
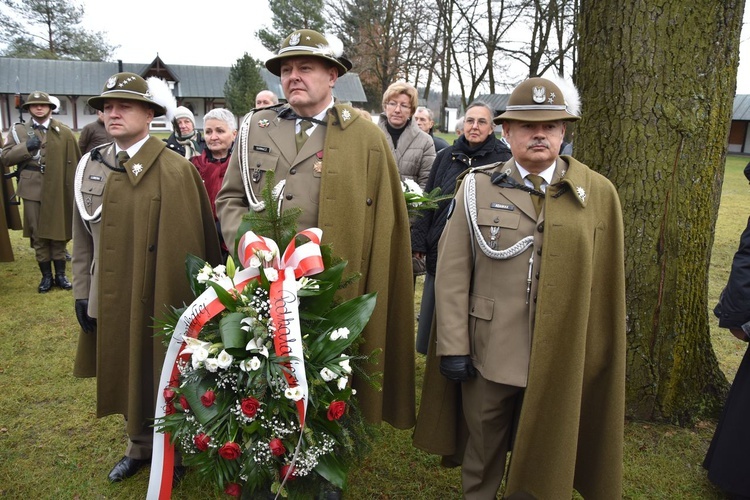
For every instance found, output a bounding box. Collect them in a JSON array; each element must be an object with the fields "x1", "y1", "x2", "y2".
[
  {"x1": 576, "y1": 186, "x2": 586, "y2": 202},
  {"x1": 341, "y1": 109, "x2": 351, "y2": 121},
  {"x1": 131, "y1": 163, "x2": 143, "y2": 176}
]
